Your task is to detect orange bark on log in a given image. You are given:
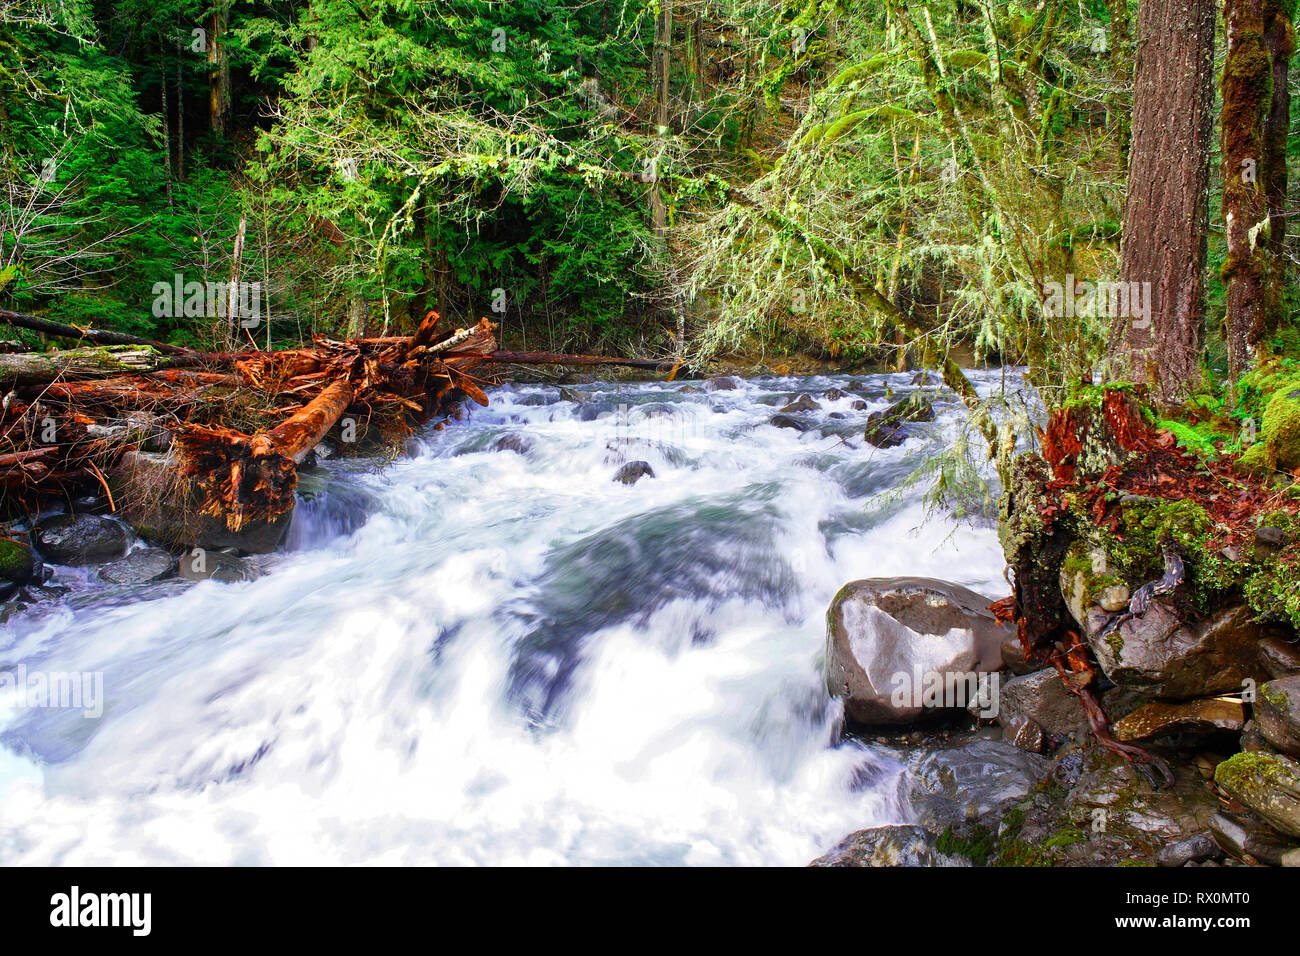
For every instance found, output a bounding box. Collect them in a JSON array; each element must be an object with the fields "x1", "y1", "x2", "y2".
[{"x1": 262, "y1": 379, "x2": 355, "y2": 464}]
